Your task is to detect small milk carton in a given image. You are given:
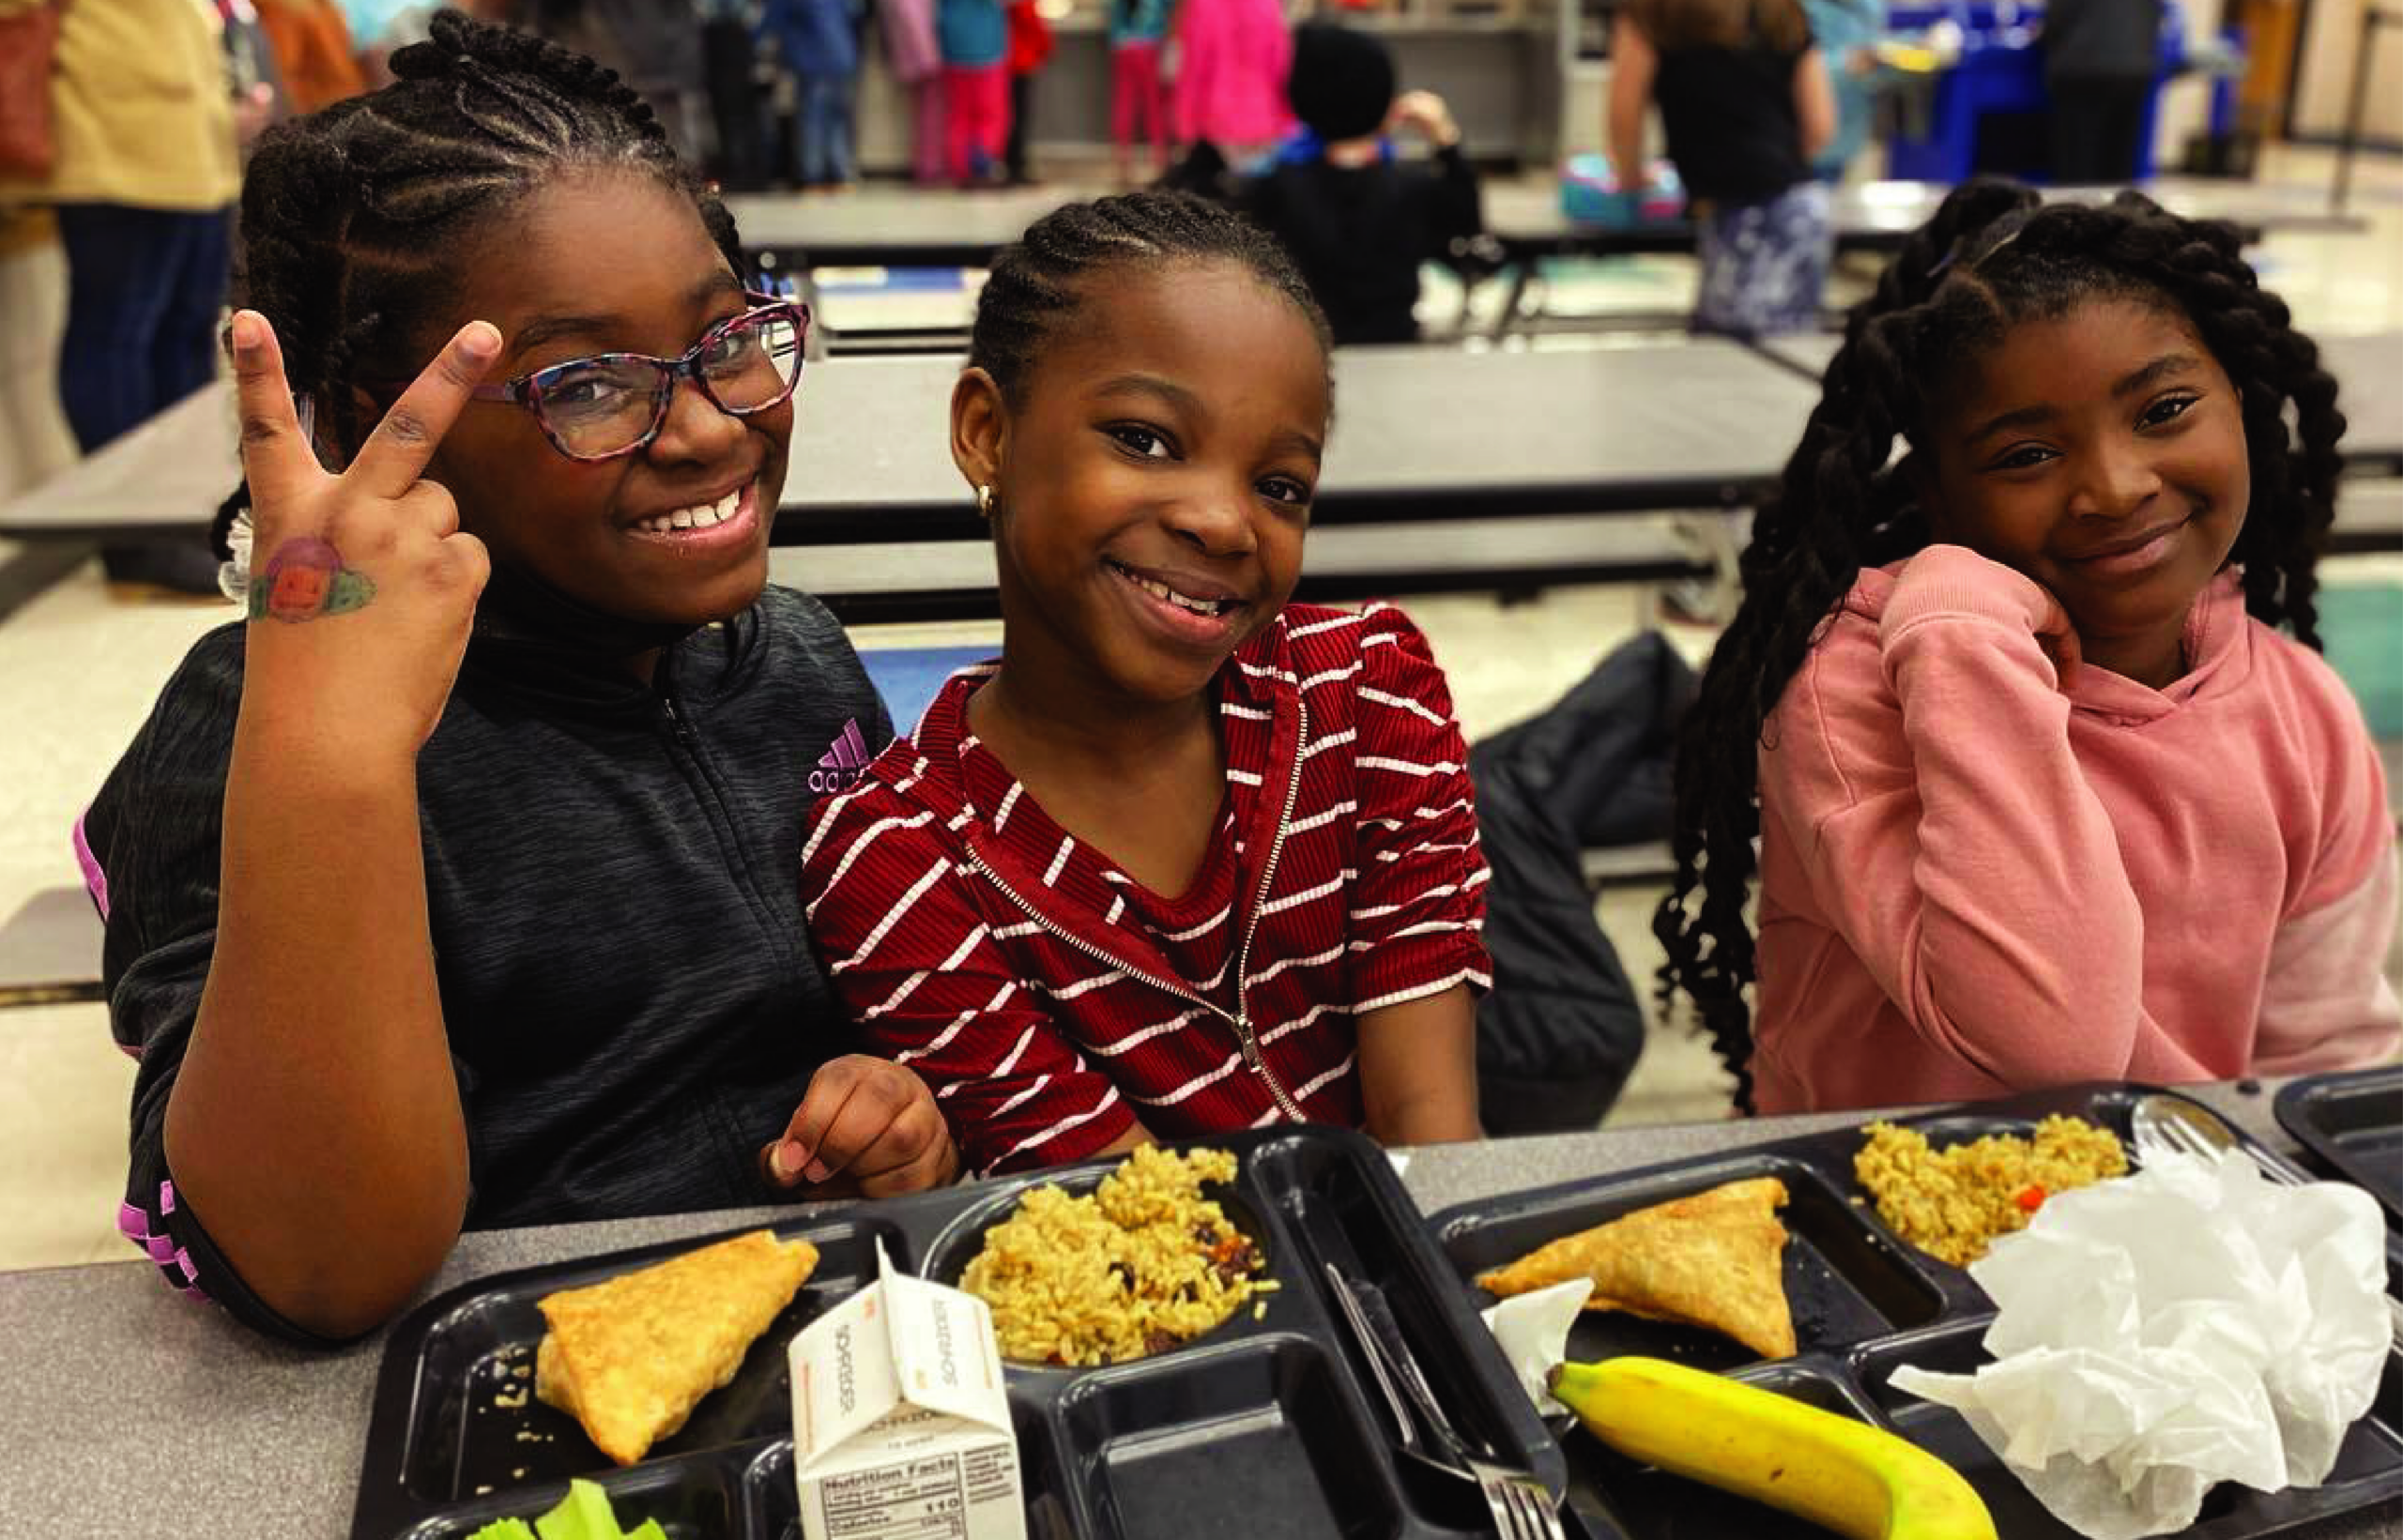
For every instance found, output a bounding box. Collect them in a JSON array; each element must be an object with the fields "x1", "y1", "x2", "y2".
[{"x1": 788, "y1": 1245, "x2": 1026, "y2": 1540}]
